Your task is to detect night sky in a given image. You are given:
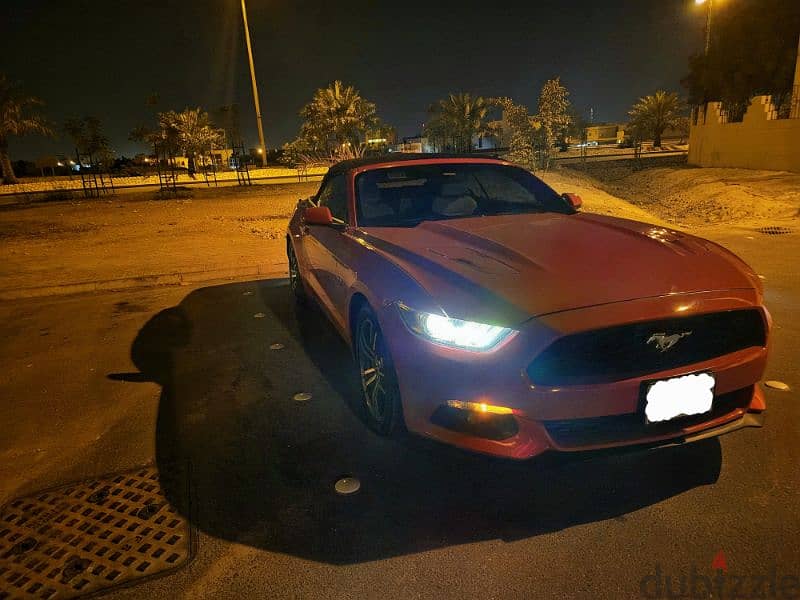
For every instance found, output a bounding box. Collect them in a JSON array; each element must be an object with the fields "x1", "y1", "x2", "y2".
[{"x1": 1, "y1": 1, "x2": 706, "y2": 160}]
